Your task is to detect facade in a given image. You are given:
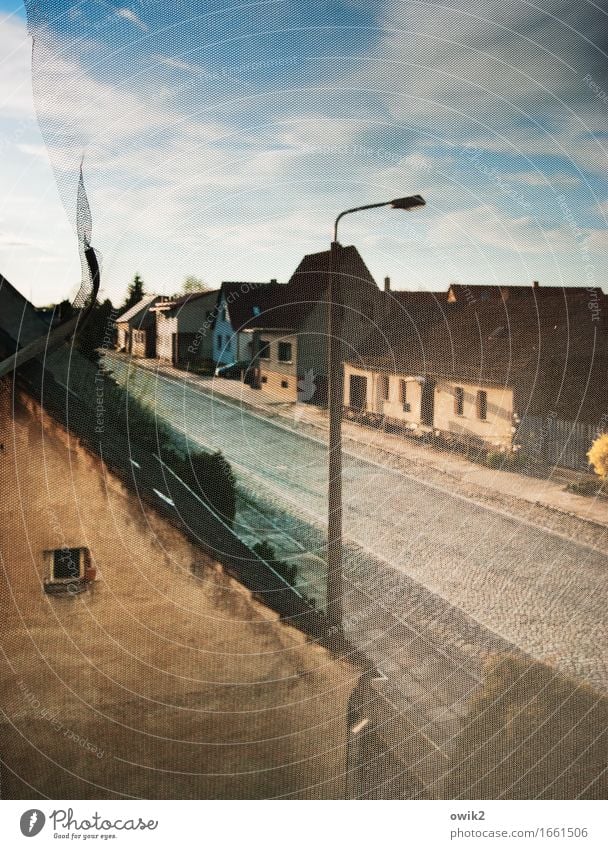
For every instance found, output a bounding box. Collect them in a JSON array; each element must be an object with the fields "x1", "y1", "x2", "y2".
[
  {"x1": 0, "y1": 378, "x2": 356, "y2": 799},
  {"x1": 153, "y1": 289, "x2": 219, "y2": 370},
  {"x1": 248, "y1": 245, "x2": 387, "y2": 405},
  {"x1": 212, "y1": 281, "x2": 280, "y2": 366},
  {"x1": 344, "y1": 287, "x2": 607, "y2": 455},
  {"x1": 253, "y1": 331, "x2": 299, "y2": 401},
  {"x1": 115, "y1": 294, "x2": 160, "y2": 357}
]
